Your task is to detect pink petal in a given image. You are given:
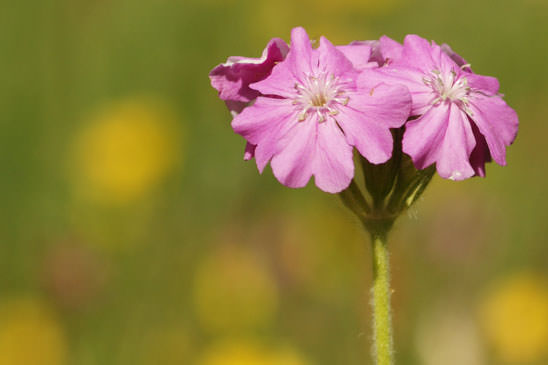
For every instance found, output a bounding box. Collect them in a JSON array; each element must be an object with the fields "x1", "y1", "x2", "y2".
[
  {"x1": 408, "y1": 91, "x2": 438, "y2": 115},
  {"x1": 287, "y1": 27, "x2": 314, "y2": 79},
  {"x1": 468, "y1": 93, "x2": 519, "y2": 165},
  {"x1": 378, "y1": 35, "x2": 403, "y2": 63},
  {"x1": 312, "y1": 120, "x2": 354, "y2": 193},
  {"x1": 431, "y1": 42, "x2": 454, "y2": 73},
  {"x1": 336, "y1": 106, "x2": 393, "y2": 164},
  {"x1": 350, "y1": 83, "x2": 411, "y2": 128},
  {"x1": 209, "y1": 38, "x2": 289, "y2": 102},
  {"x1": 231, "y1": 97, "x2": 296, "y2": 146},
  {"x1": 357, "y1": 67, "x2": 421, "y2": 91},
  {"x1": 251, "y1": 28, "x2": 317, "y2": 98},
  {"x1": 318, "y1": 36, "x2": 356, "y2": 76},
  {"x1": 340, "y1": 81, "x2": 411, "y2": 165},
  {"x1": 358, "y1": 67, "x2": 431, "y2": 115},
  {"x1": 435, "y1": 105, "x2": 476, "y2": 180},
  {"x1": 209, "y1": 70, "x2": 248, "y2": 101},
  {"x1": 243, "y1": 142, "x2": 256, "y2": 161},
  {"x1": 469, "y1": 122, "x2": 491, "y2": 177},
  {"x1": 400, "y1": 35, "x2": 436, "y2": 72},
  {"x1": 440, "y1": 43, "x2": 471, "y2": 71},
  {"x1": 224, "y1": 100, "x2": 247, "y2": 115},
  {"x1": 250, "y1": 61, "x2": 299, "y2": 98},
  {"x1": 270, "y1": 120, "x2": 317, "y2": 189},
  {"x1": 365, "y1": 40, "x2": 382, "y2": 65},
  {"x1": 266, "y1": 38, "x2": 289, "y2": 58},
  {"x1": 233, "y1": 97, "x2": 300, "y2": 173},
  {"x1": 403, "y1": 103, "x2": 450, "y2": 170},
  {"x1": 336, "y1": 42, "x2": 372, "y2": 70},
  {"x1": 465, "y1": 73, "x2": 500, "y2": 95},
  {"x1": 254, "y1": 140, "x2": 276, "y2": 173},
  {"x1": 253, "y1": 115, "x2": 301, "y2": 173}
]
